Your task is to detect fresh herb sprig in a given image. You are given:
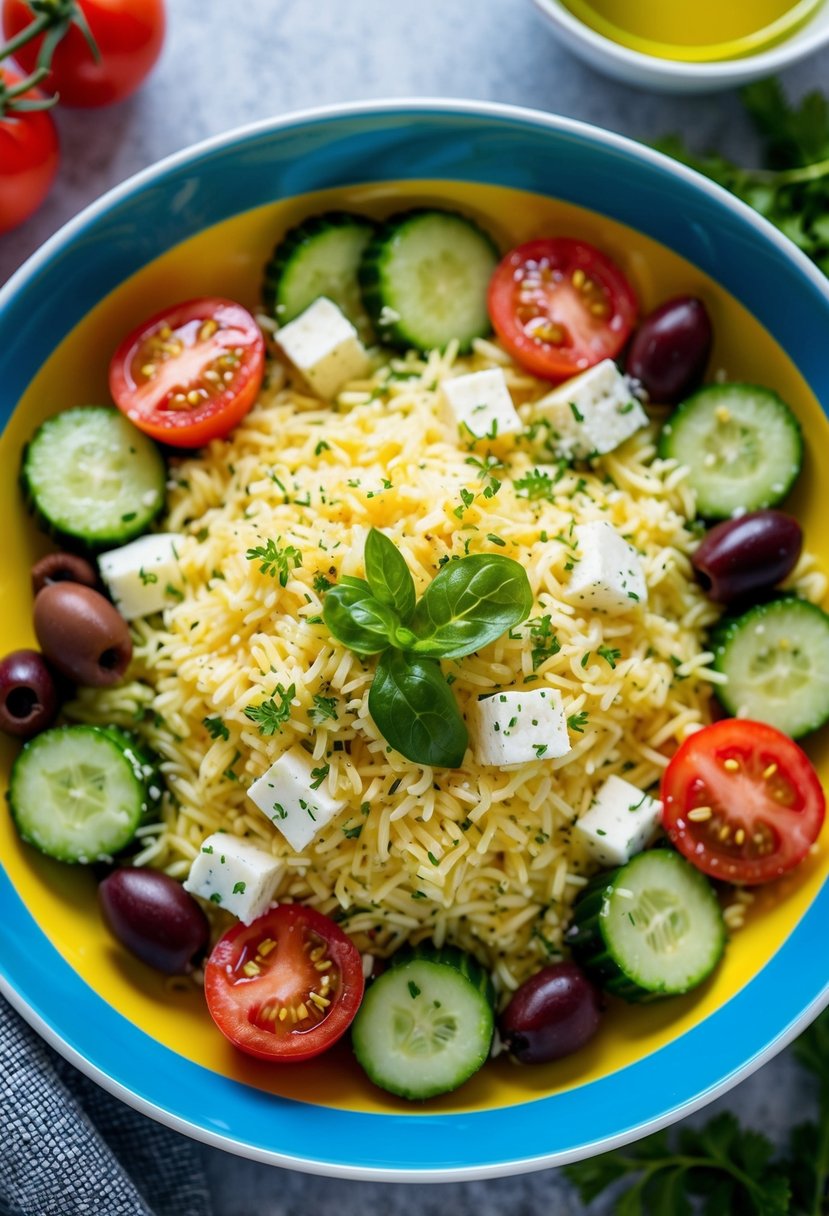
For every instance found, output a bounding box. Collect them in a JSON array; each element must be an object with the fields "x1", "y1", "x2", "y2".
[
  {"x1": 246, "y1": 538, "x2": 302, "y2": 586},
  {"x1": 244, "y1": 683, "x2": 295, "y2": 736},
  {"x1": 657, "y1": 79, "x2": 829, "y2": 276},
  {"x1": 322, "y1": 529, "x2": 533, "y2": 767},
  {"x1": 565, "y1": 1008, "x2": 829, "y2": 1216}
]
